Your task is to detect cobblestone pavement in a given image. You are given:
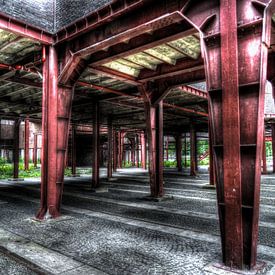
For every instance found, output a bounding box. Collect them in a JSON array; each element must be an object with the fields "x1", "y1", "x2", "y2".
[
  {"x1": 0, "y1": 168, "x2": 274, "y2": 274},
  {"x1": 0, "y1": 250, "x2": 37, "y2": 275}
]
